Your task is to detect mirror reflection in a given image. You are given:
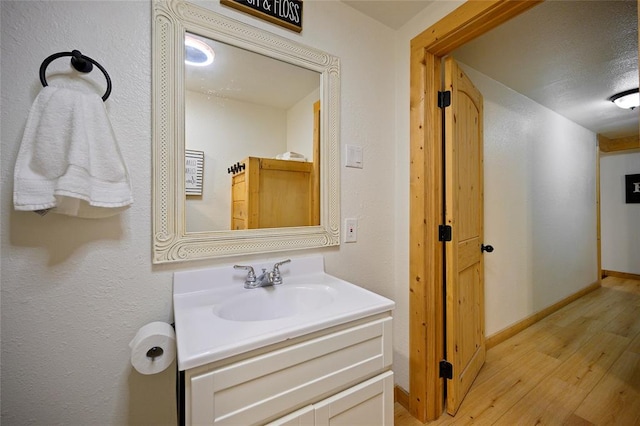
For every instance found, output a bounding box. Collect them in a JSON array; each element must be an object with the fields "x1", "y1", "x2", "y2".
[
  {"x1": 184, "y1": 33, "x2": 321, "y2": 232},
  {"x1": 152, "y1": 0, "x2": 340, "y2": 263}
]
